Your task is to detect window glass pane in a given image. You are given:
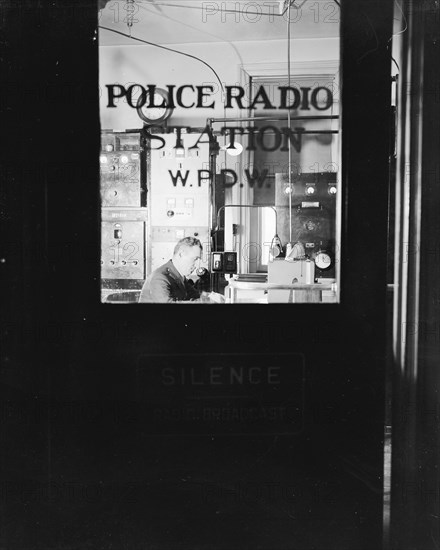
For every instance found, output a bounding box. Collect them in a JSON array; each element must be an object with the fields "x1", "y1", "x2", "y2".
[{"x1": 99, "y1": 0, "x2": 340, "y2": 303}]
